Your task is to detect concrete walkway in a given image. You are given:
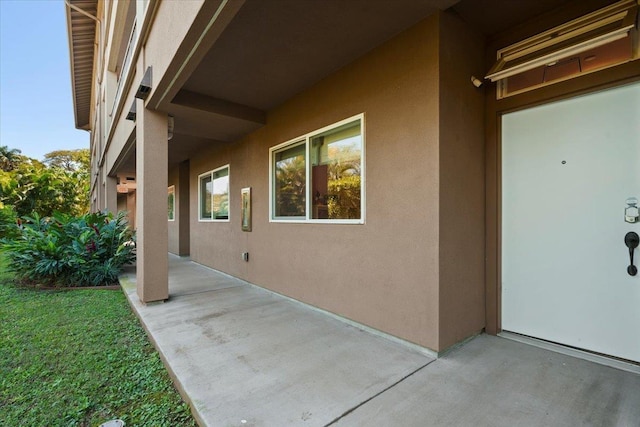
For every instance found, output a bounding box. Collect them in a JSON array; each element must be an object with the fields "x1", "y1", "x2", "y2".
[{"x1": 120, "y1": 255, "x2": 640, "y2": 427}]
